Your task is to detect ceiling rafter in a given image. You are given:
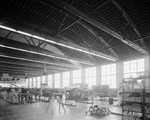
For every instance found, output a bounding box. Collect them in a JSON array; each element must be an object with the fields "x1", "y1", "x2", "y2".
[
  {"x1": 30, "y1": 37, "x2": 36, "y2": 46},
  {"x1": 24, "y1": 36, "x2": 32, "y2": 45},
  {"x1": 0, "y1": 66, "x2": 61, "y2": 76},
  {"x1": 50, "y1": 0, "x2": 148, "y2": 55},
  {"x1": 59, "y1": 37, "x2": 118, "y2": 61},
  {"x1": 0, "y1": 64, "x2": 64, "y2": 73},
  {"x1": 56, "y1": 19, "x2": 80, "y2": 35},
  {"x1": 0, "y1": 68, "x2": 45, "y2": 76},
  {"x1": 78, "y1": 21, "x2": 119, "y2": 58},
  {"x1": 59, "y1": 35, "x2": 98, "y2": 63},
  {"x1": 5, "y1": 31, "x2": 11, "y2": 38},
  {"x1": 111, "y1": 0, "x2": 149, "y2": 52},
  {"x1": 0, "y1": 26, "x2": 117, "y2": 61},
  {"x1": 37, "y1": 41, "x2": 45, "y2": 47},
  {"x1": 99, "y1": 35, "x2": 150, "y2": 51},
  {"x1": 0, "y1": 36, "x2": 95, "y2": 65},
  {"x1": 0, "y1": 69, "x2": 42, "y2": 77},
  {"x1": 0, "y1": 60, "x2": 70, "y2": 71},
  {"x1": 0, "y1": 54, "x2": 76, "y2": 68},
  {"x1": 0, "y1": 64, "x2": 42, "y2": 71}
]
